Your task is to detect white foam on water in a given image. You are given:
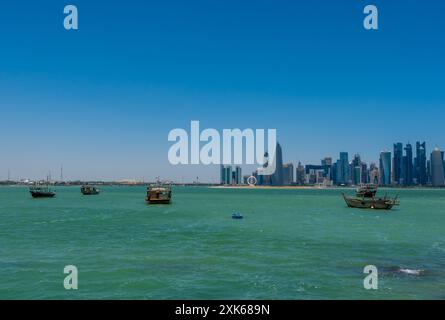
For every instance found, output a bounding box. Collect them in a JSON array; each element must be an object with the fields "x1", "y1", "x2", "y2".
[{"x1": 398, "y1": 268, "x2": 424, "y2": 276}]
